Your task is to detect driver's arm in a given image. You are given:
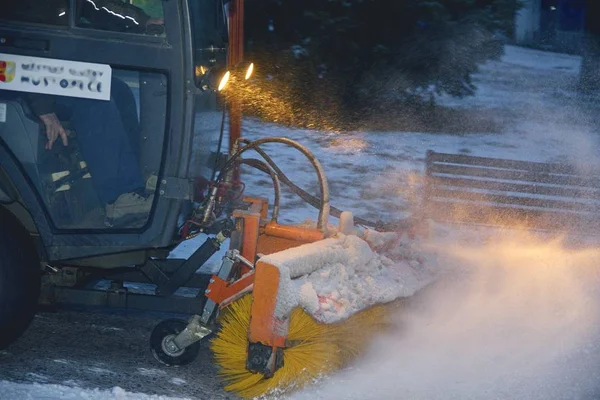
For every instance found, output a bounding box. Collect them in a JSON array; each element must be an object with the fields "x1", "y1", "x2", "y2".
[{"x1": 28, "y1": 94, "x2": 55, "y2": 117}]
